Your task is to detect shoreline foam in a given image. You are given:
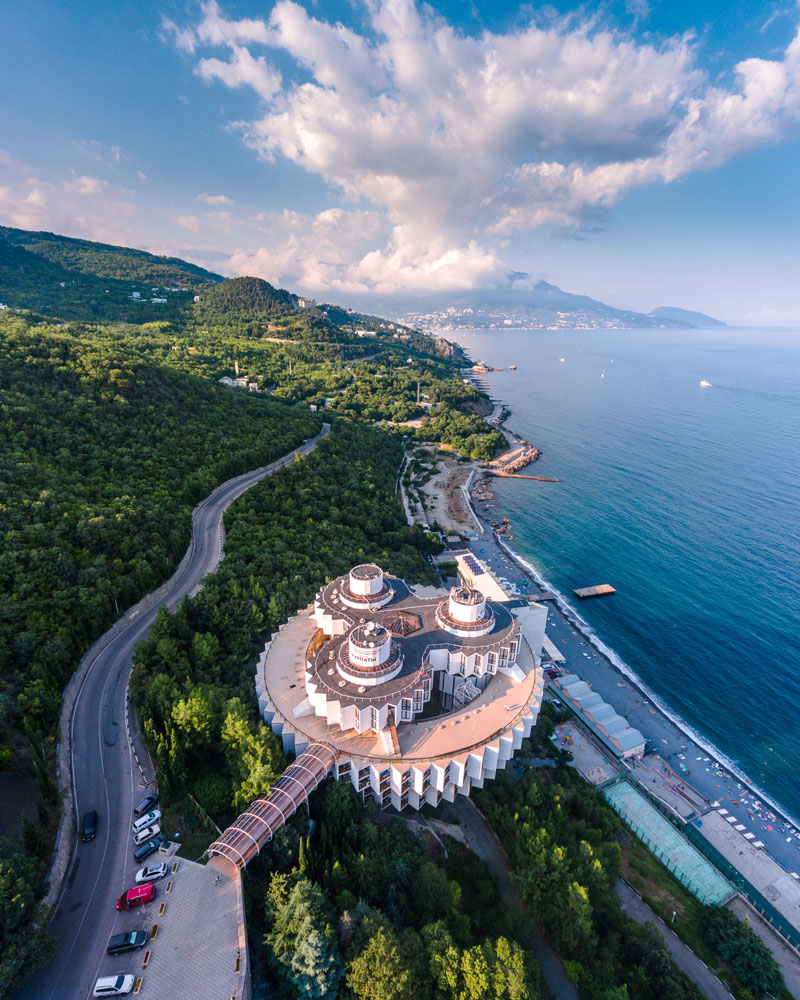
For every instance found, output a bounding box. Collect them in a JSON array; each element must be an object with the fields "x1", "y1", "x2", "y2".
[
  {"x1": 464, "y1": 407, "x2": 800, "y2": 839},
  {"x1": 495, "y1": 534, "x2": 800, "y2": 833}
]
